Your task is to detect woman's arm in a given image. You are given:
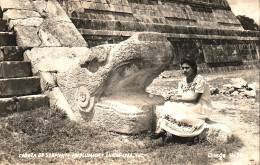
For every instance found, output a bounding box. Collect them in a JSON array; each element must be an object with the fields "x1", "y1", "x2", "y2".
[{"x1": 170, "y1": 93, "x2": 203, "y2": 103}]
